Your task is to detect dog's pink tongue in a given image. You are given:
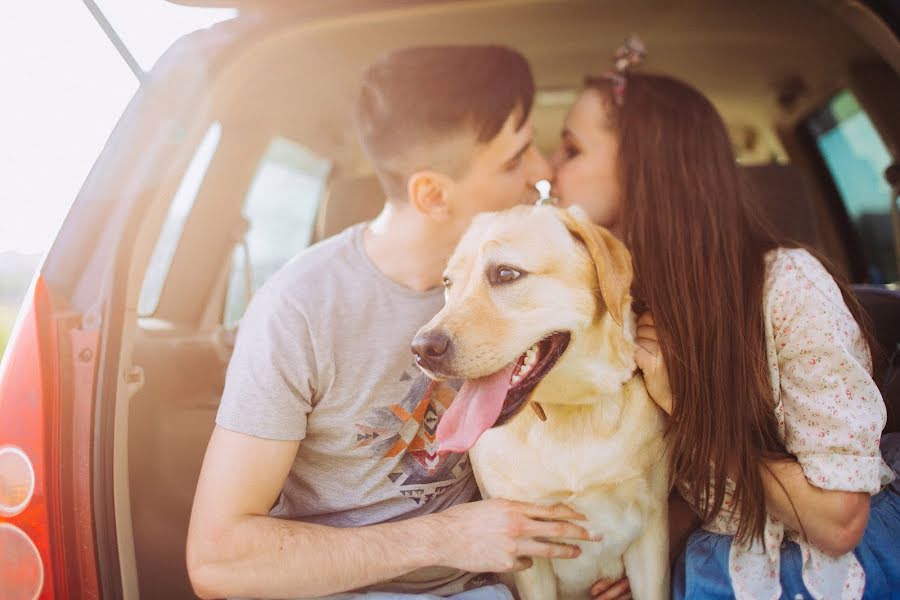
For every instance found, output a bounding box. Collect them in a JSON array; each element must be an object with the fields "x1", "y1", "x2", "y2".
[{"x1": 436, "y1": 364, "x2": 516, "y2": 454}]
